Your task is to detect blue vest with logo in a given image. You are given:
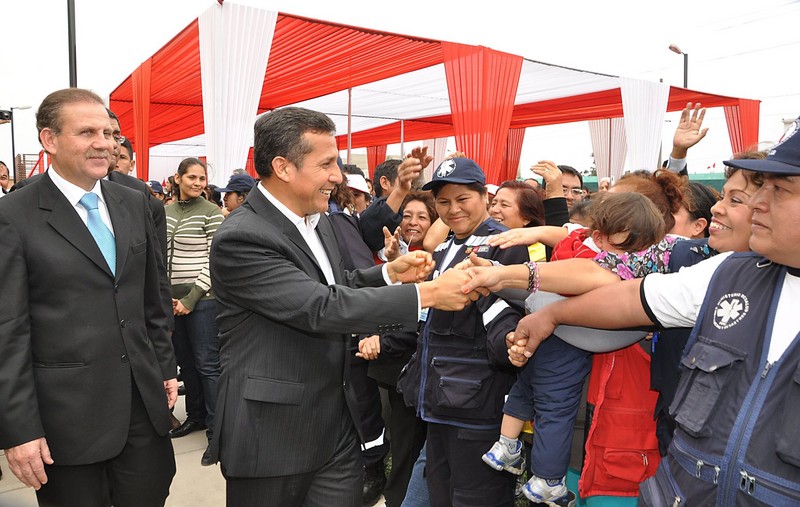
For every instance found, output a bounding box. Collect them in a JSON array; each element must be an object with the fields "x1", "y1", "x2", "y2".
[
  {"x1": 640, "y1": 252, "x2": 800, "y2": 506},
  {"x1": 397, "y1": 219, "x2": 529, "y2": 430}
]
